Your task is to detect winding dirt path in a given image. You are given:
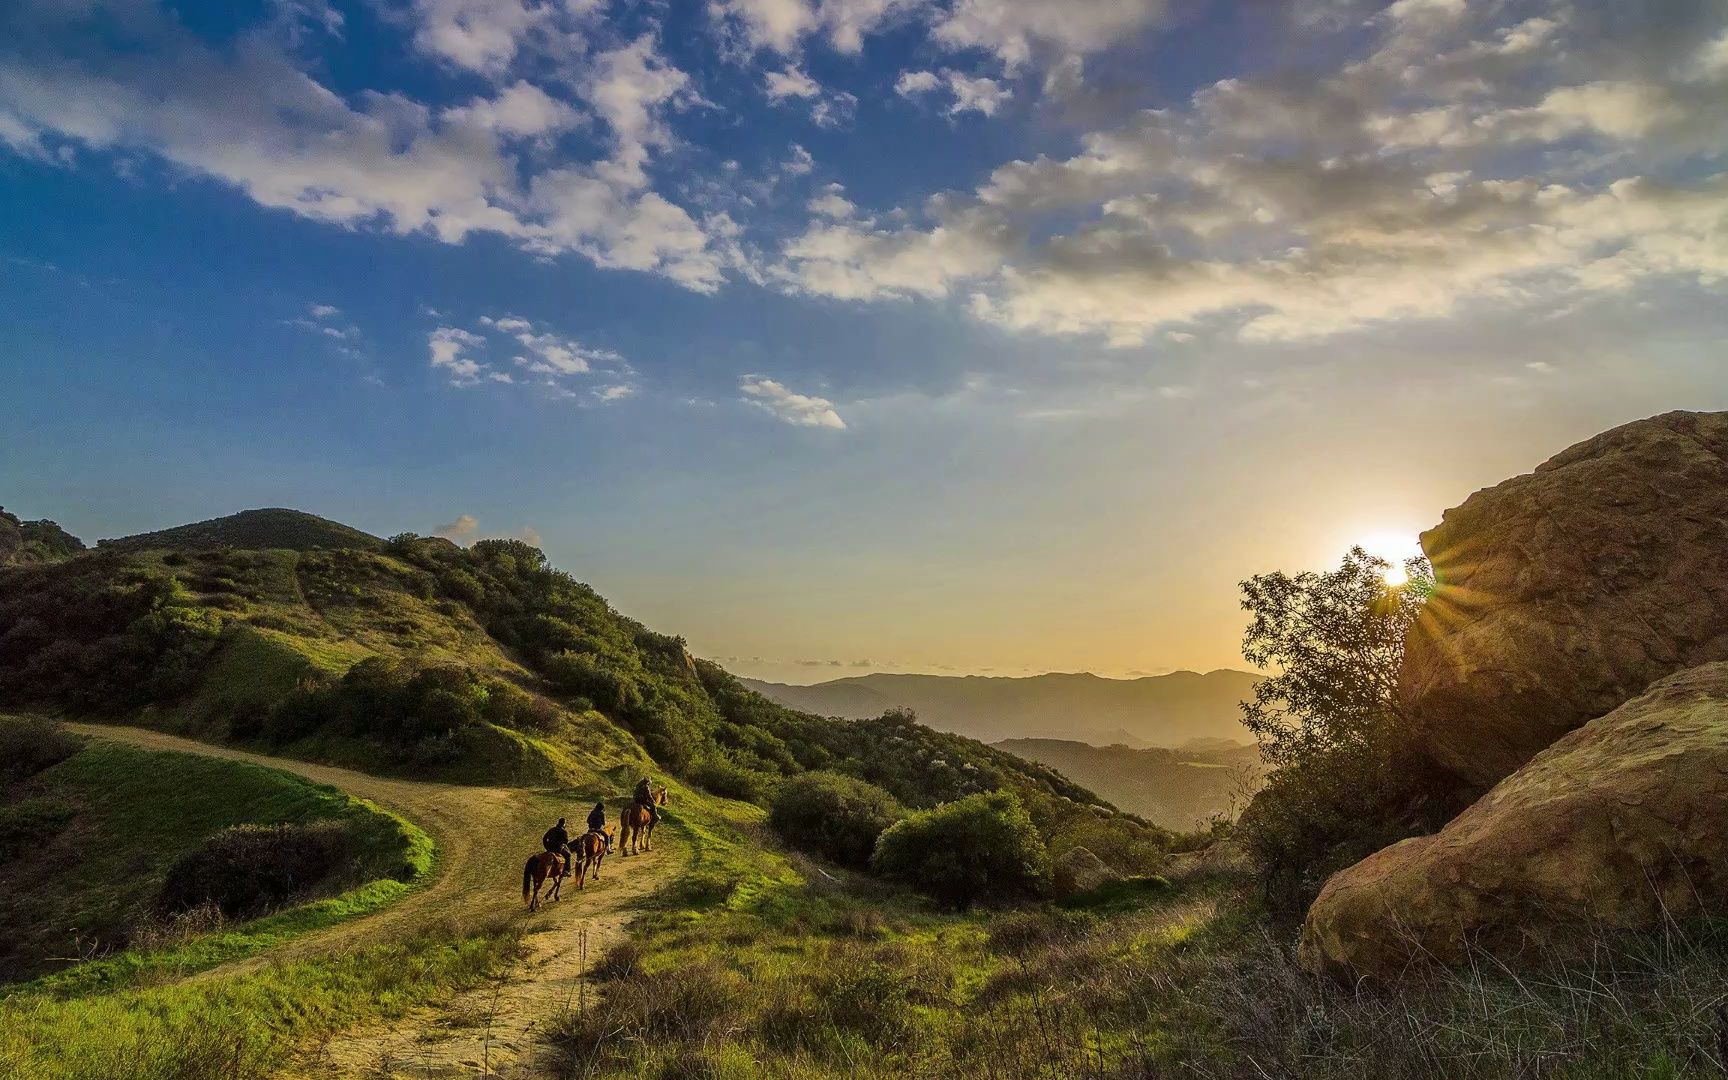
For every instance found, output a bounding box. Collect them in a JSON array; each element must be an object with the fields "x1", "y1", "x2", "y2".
[{"x1": 66, "y1": 723, "x2": 683, "y2": 1079}]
